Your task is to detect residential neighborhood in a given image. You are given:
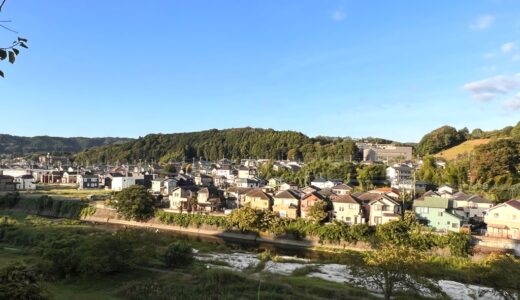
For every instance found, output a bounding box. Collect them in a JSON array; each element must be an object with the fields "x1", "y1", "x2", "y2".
[{"x1": 1, "y1": 152, "x2": 518, "y2": 244}]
